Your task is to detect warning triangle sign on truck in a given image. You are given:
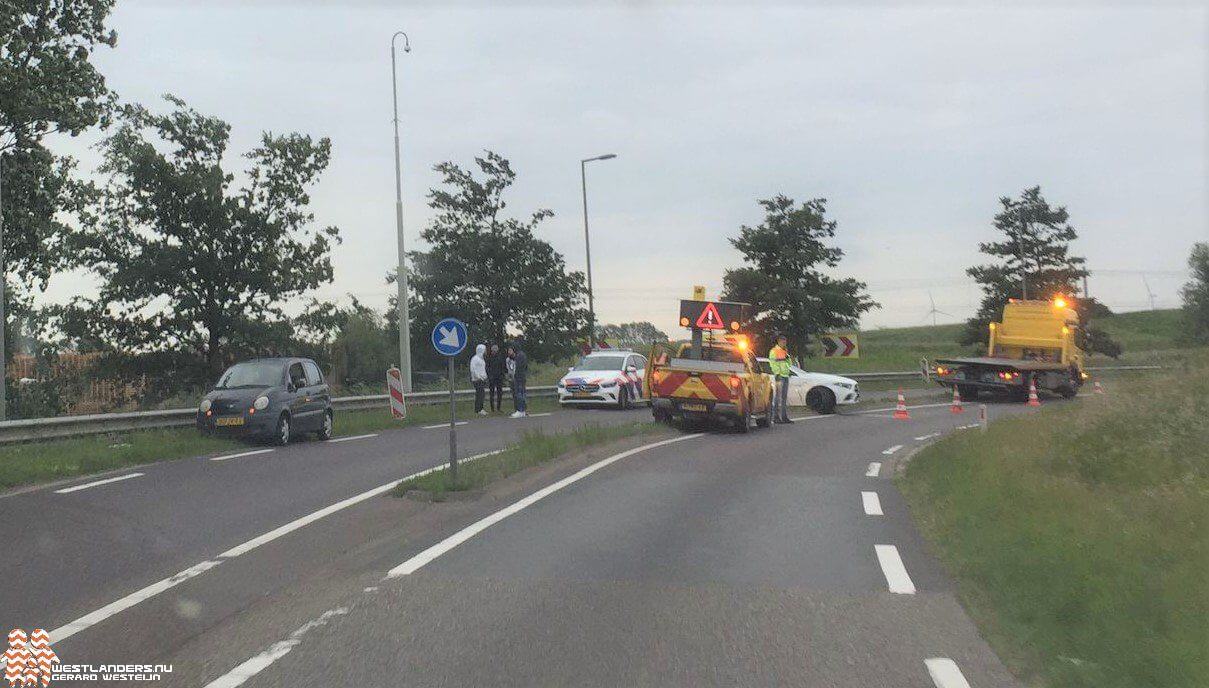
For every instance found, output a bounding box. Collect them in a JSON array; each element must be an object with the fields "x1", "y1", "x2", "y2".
[{"x1": 695, "y1": 302, "x2": 725, "y2": 329}]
